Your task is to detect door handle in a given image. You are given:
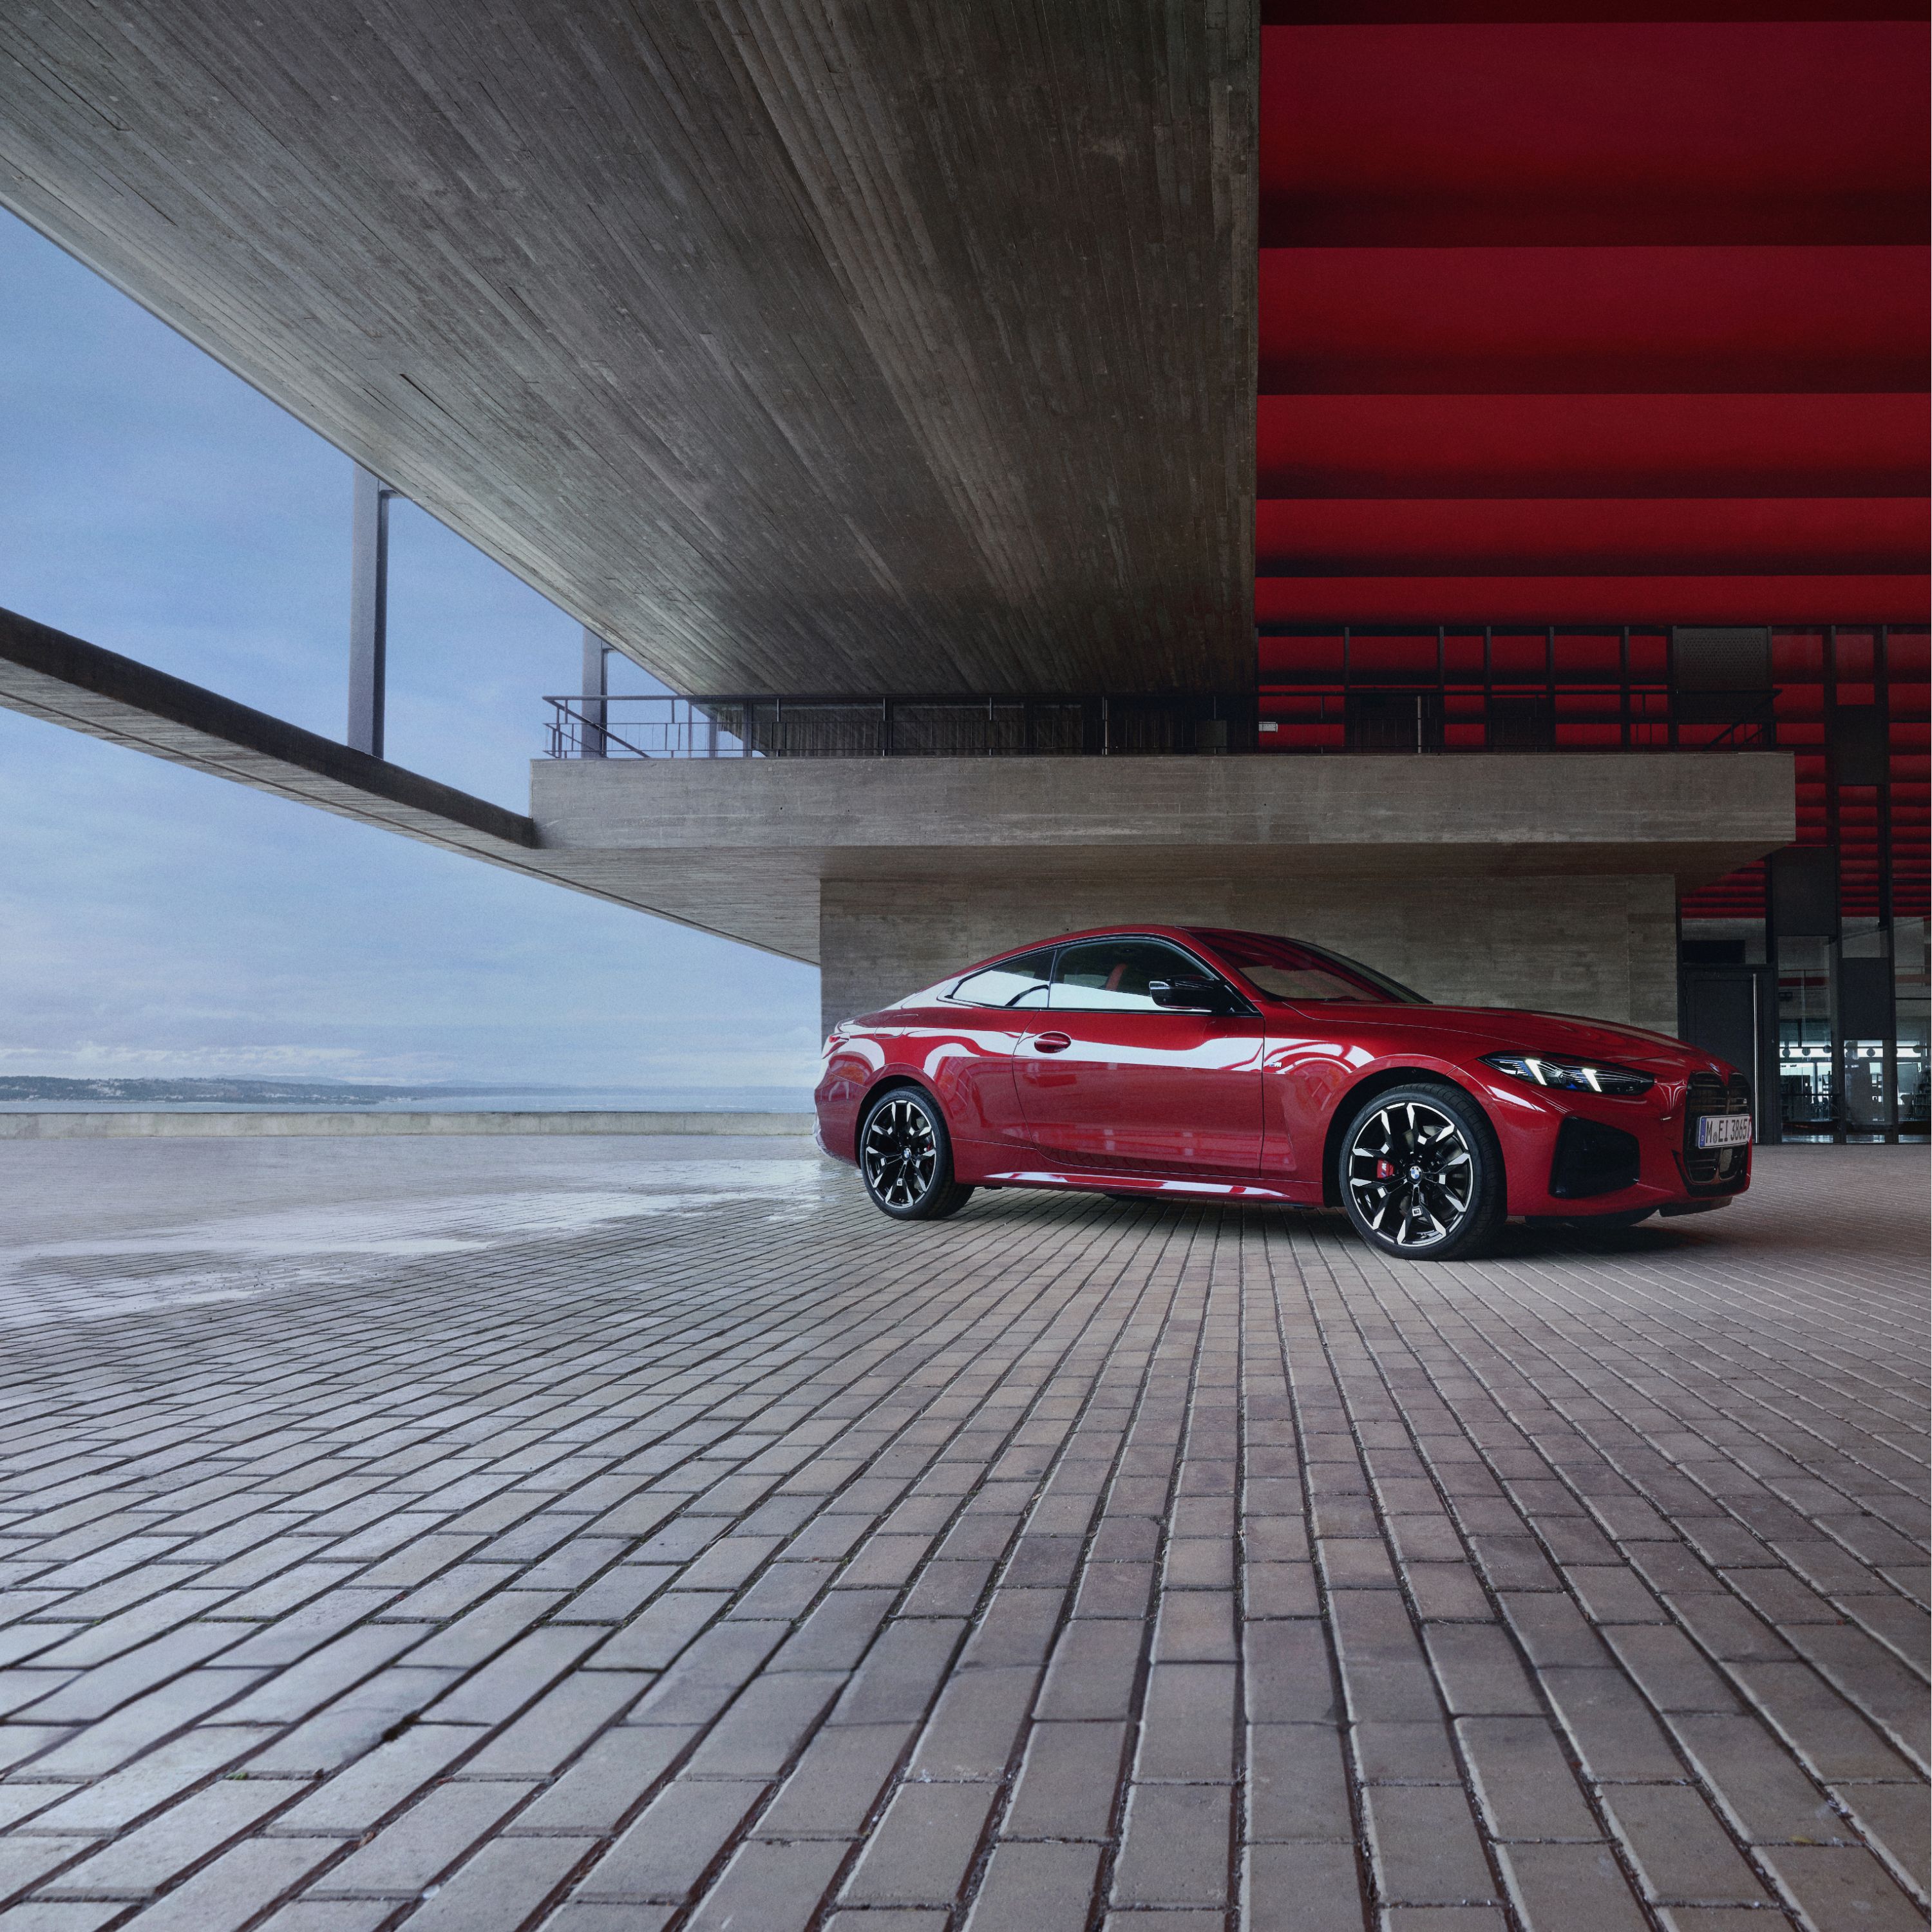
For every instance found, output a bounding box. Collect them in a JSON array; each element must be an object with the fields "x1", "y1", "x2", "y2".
[{"x1": 1030, "y1": 1032, "x2": 1072, "y2": 1054}]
